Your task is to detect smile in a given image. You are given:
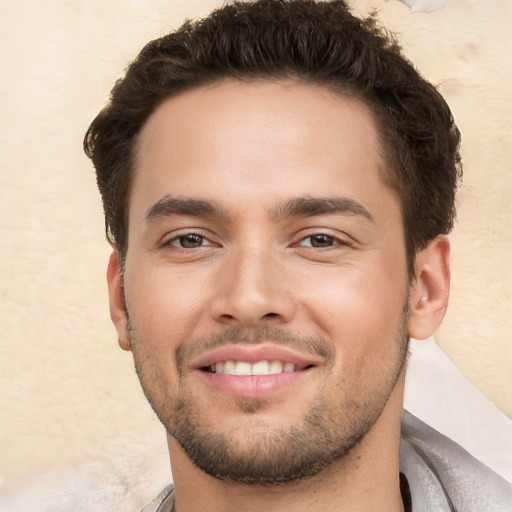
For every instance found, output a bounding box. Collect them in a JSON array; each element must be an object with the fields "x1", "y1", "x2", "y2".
[
  {"x1": 205, "y1": 360, "x2": 313, "y2": 375},
  {"x1": 192, "y1": 344, "x2": 319, "y2": 398}
]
